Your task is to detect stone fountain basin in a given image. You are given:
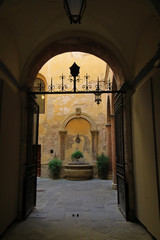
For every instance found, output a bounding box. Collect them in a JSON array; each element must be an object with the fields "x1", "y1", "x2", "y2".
[{"x1": 65, "y1": 162, "x2": 93, "y2": 180}]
